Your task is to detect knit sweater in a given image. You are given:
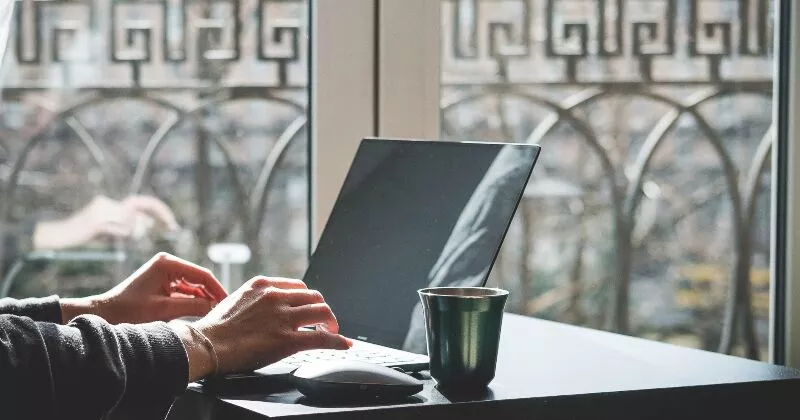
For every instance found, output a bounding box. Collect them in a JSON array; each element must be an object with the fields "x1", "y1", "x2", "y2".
[{"x1": 0, "y1": 296, "x2": 189, "y2": 419}]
